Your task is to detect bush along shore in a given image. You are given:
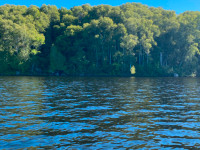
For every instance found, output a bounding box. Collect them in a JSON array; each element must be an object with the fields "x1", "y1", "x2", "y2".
[{"x1": 0, "y1": 3, "x2": 200, "y2": 77}]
